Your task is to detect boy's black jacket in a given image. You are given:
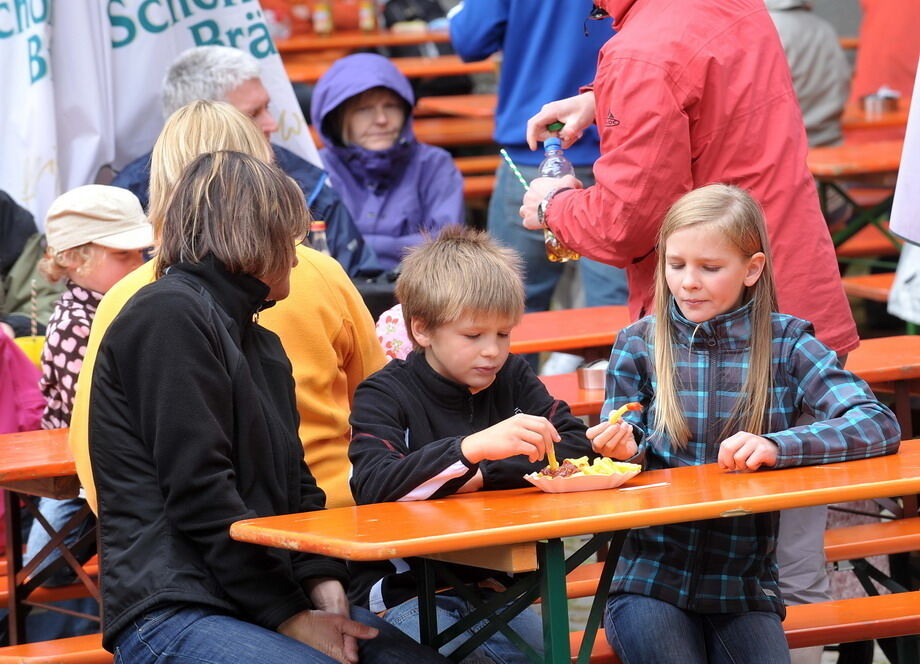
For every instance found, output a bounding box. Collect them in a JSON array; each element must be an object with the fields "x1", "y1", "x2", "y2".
[{"x1": 347, "y1": 350, "x2": 592, "y2": 611}]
